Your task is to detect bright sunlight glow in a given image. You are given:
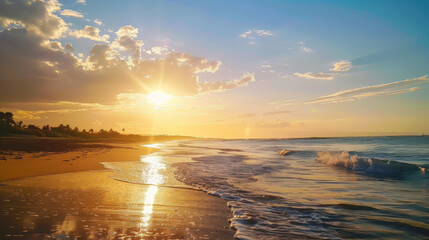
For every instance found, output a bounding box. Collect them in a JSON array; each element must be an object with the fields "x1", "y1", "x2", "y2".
[{"x1": 146, "y1": 91, "x2": 172, "y2": 107}]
